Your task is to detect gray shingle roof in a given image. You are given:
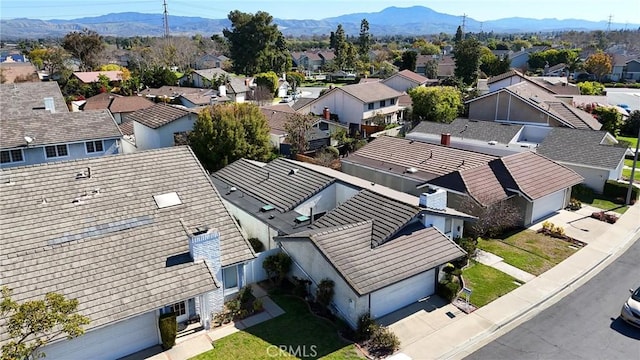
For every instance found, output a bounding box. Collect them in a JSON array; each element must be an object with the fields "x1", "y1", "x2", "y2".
[
  {"x1": 0, "y1": 147, "x2": 254, "y2": 335},
  {"x1": 278, "y1": 221, "x2": 466, "y2": 295},
  {"x1": 538, "y1": 128, "x2": 627, "y2": 170},
  {"x1": 214, "y1": 158, "x2": 335, "y2": 212},
  {"x1": 0, "y1": 82, "x2": 68, "y2": 119},
  {"x1": 410, "y1": 118, "x2": 523, "y2": 144},
  {"x1": 127, "y1": 103, "x2": 191, "y2": 129},
  {"x1": 339, "y1": 82, "x2": 402, "y2": 103},
  {"x1": 1, "y1": 109, "x2": 122, "y2": 148},
  {"x1": 193, "y1": 68, "x2": 229, "y2": 80},
  {"x1": 312, "y1": 190, "x2": 419, "y2": 247}
]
